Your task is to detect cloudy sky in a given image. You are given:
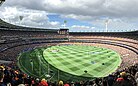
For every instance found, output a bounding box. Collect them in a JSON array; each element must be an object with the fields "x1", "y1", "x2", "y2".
[{"x1": 0, "y1": 0, "x2": 138, "y2": 32}]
